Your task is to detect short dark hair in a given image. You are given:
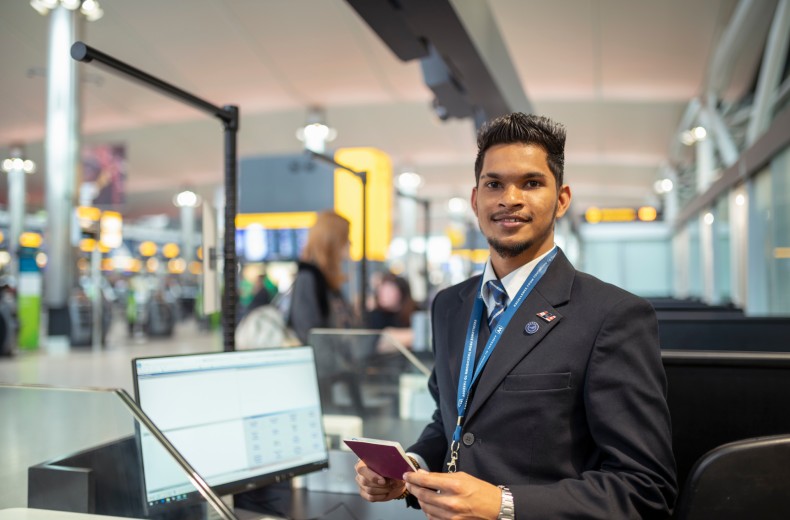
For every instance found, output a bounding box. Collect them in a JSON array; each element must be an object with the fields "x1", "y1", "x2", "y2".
[{"x1": 474, "y1": 113, "x2": 566, "y2": 187}]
